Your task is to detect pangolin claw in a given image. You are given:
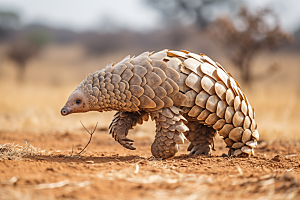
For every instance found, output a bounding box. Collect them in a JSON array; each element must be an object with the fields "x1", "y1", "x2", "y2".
[{"x1": 118, "y1": 136, "x2": 136, "y2": 150}]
